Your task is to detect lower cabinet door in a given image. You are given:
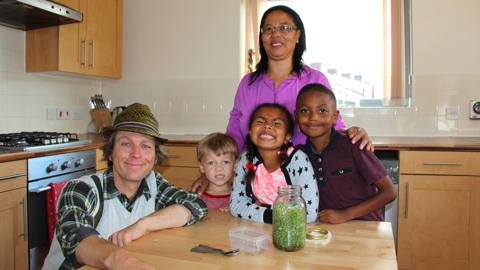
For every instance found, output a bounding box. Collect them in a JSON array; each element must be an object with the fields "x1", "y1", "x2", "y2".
[
  {"x1": 0, "y1": 188, "x2": 28, "y2": 270},
  {"x1": 397, "y1": 175, "x2": 480, "y2": 270}
]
